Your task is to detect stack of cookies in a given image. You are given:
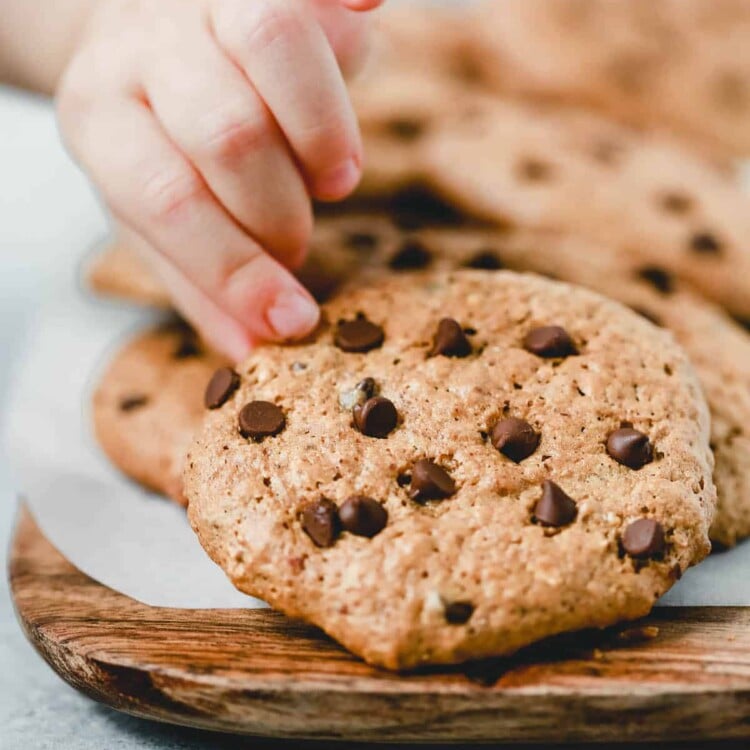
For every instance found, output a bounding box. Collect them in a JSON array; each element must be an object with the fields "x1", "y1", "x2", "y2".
[{"x1": 88, "y1": 0, "x2": 750, "y2": 669}]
